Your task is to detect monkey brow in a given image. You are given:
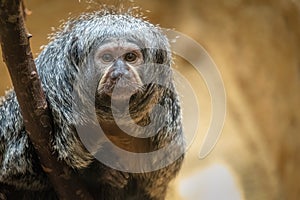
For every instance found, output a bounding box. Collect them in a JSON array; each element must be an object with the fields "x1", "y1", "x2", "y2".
[{"x1": 96, "y1": 38, "x2": 145, "y2": 51}]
